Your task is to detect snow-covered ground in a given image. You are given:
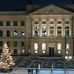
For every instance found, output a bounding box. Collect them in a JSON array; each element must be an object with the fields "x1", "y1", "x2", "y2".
[{"x1": 0, "y1": 68, "x2": 74, "y2": 74}]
